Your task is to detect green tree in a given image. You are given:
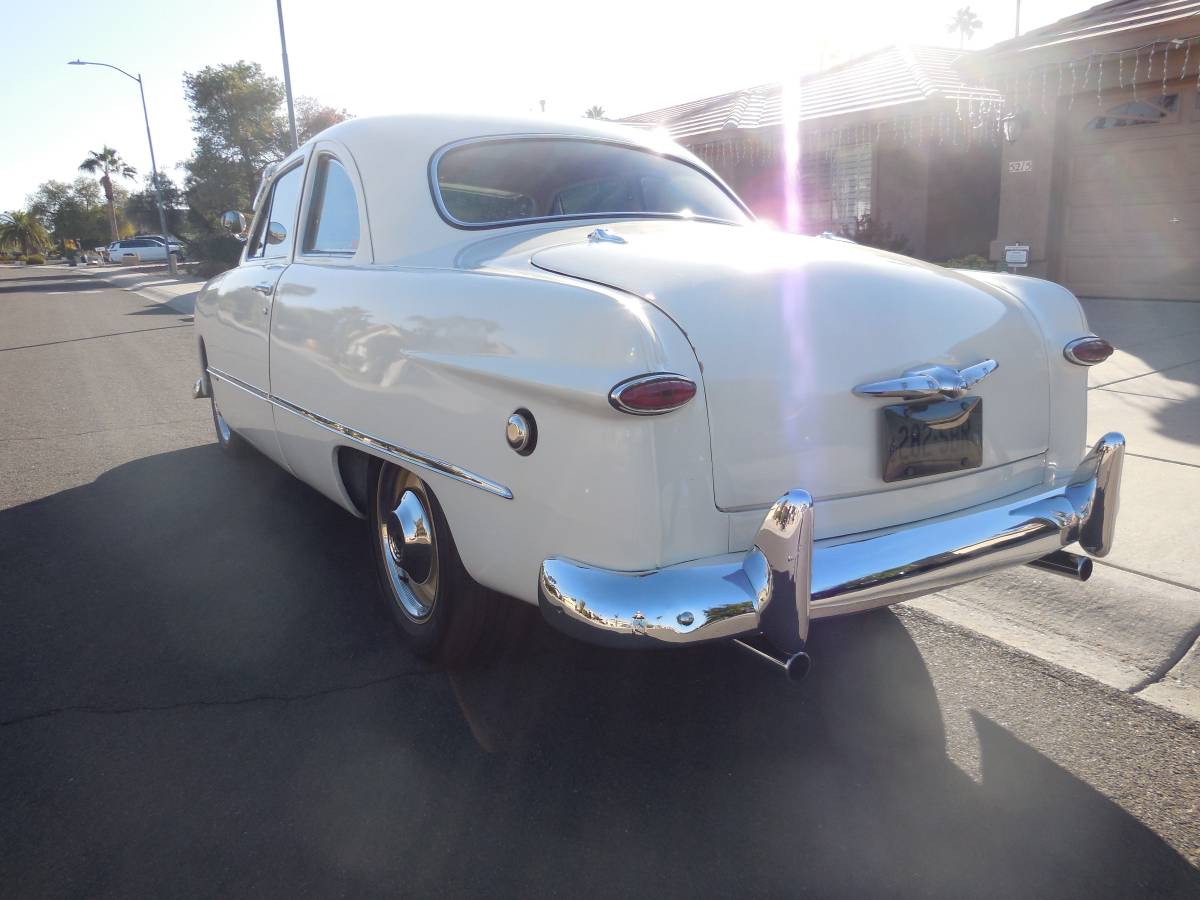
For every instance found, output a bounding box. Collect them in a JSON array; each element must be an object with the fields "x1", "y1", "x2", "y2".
[
  {"x1": 182, "y1": 61, "x2": 286, "y2": 224},
  {"x1": 79, "y1": 146, "x2": 137, "y2": 241},
  {"x1": 27, "y1": 178, "x2": 114, "y2": 250},
  {"x1": 946, "y1": 6, "x2": 983, "y2": 48},
  {"x1": 293, "y1": 96, "x2": 352, "y2": 144},
  {"x1": 125, "y1": 171, "x2": 185, "y2": 234},
  {"x1": 583, "y1": 105, "x2": 606, "y2": 119},
  {"x1": 0, "y1": 211, "x2": 51, "y2": 255}
]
